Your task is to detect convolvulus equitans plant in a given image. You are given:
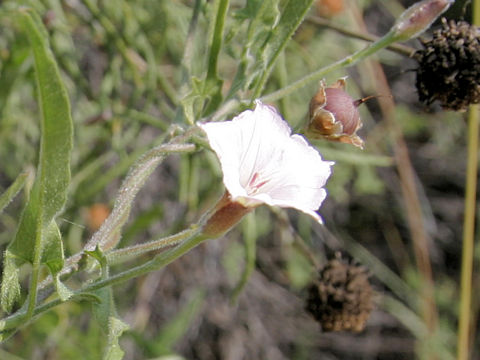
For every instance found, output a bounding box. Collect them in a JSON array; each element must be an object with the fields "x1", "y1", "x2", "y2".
[{"x1": 2, "y1": 1, "x2": 474, "y2": 359}]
